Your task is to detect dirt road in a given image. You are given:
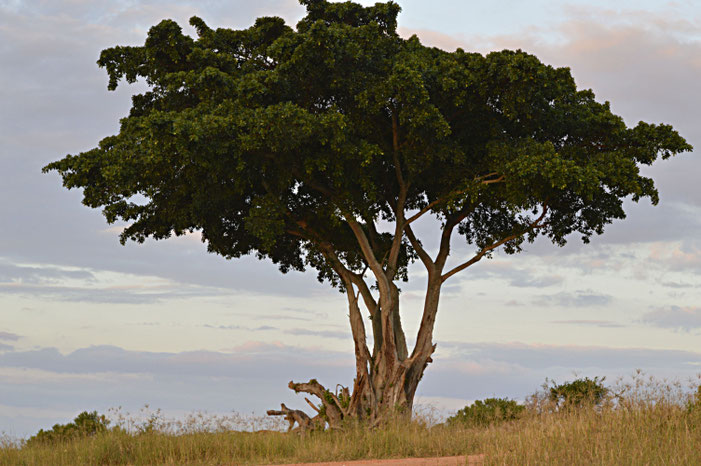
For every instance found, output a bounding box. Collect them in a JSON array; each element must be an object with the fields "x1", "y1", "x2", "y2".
[{"x1": 271, "y1": 454, "x2": 485, "y2": 465}]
